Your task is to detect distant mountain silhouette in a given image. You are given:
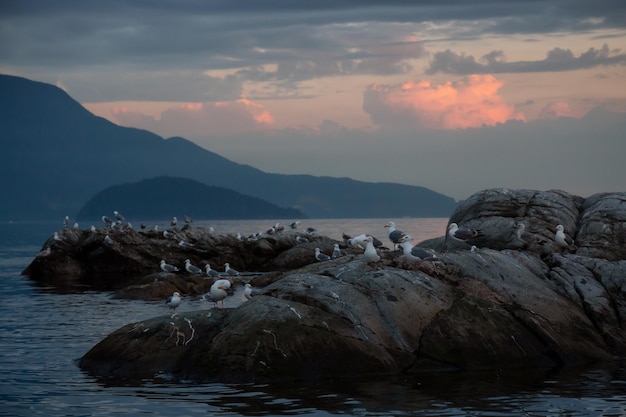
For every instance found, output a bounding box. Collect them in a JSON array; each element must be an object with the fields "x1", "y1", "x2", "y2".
[
  {"x1": 76, "y1": 176, "x2": 304, "y2": 221},
  {"x1": 0, "y1": 74, "x2": 458, "y2": 221}
]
